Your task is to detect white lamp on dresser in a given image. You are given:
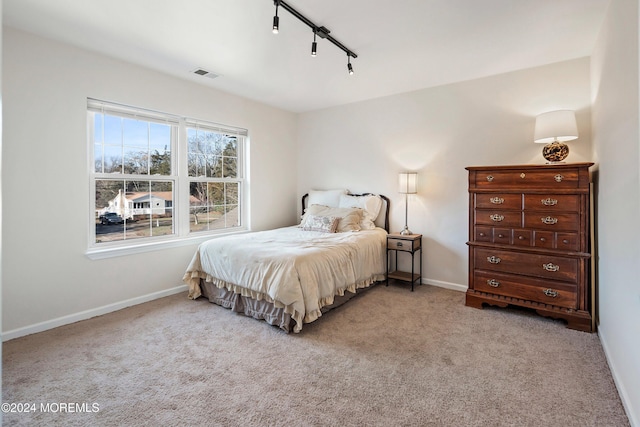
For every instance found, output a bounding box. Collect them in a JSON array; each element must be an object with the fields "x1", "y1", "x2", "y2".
[{"x1": 534, "y1": 110, "x2": 579, "y2": 163}]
